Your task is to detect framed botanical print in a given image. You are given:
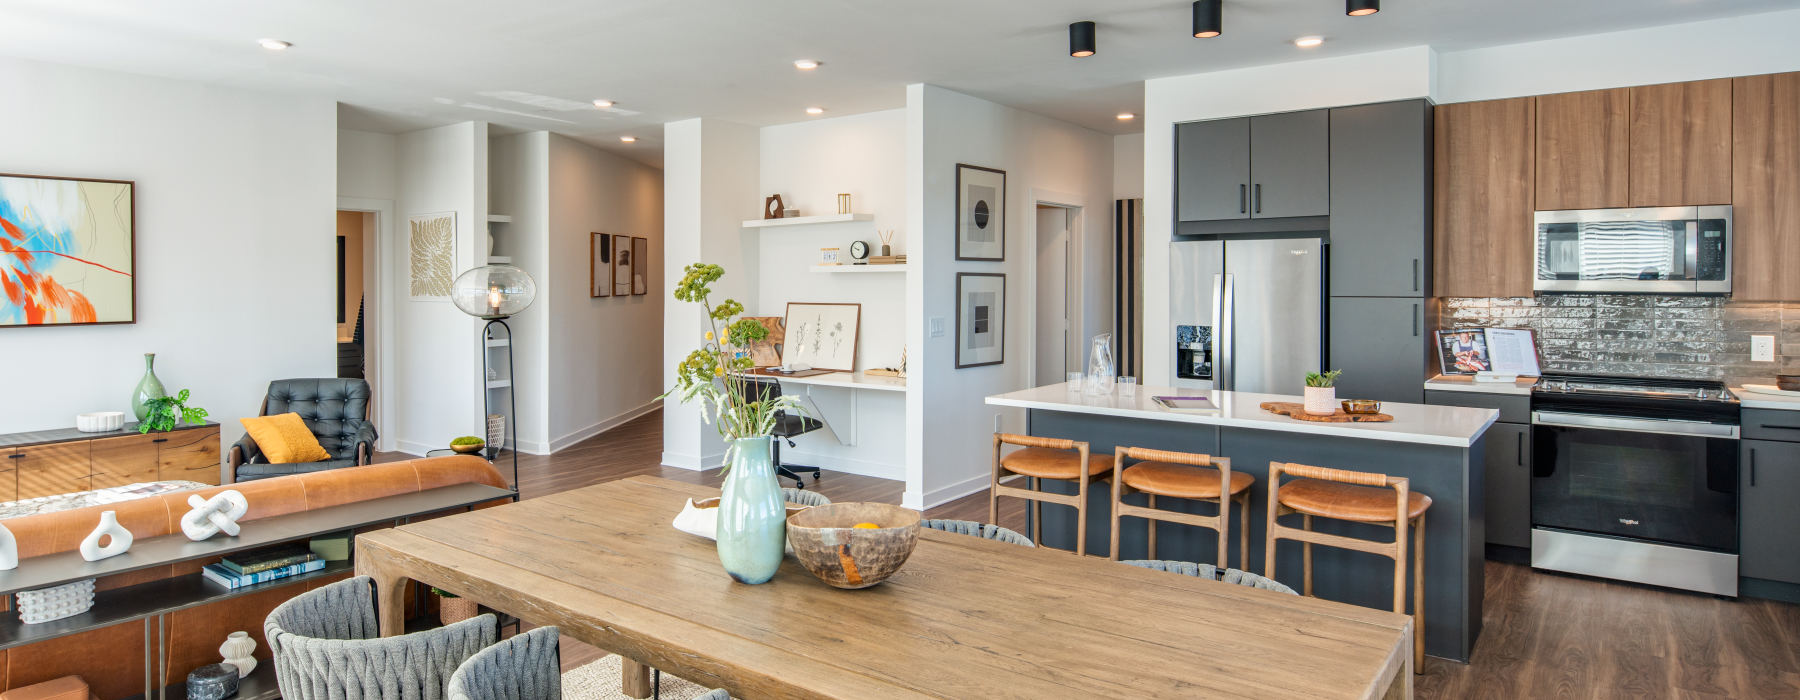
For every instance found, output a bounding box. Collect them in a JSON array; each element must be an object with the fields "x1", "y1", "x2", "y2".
[
  {"x1": 781, "y1": 302, "x2": 860, "y2": 372},
  {"x1": 590, "y1": 232, "x2": 611, "y2": 298},
  {"x1": 409, "y1": 211, "x2": 456, "y2": 301},
  {"x1": 956, "y1": 272, "x2": 1005, "y2": 368},
  {"x1": 631, "y1": 236, "x2": 648, "y2": 295},
  {"x1": 955, "y1": 164, "x2": 1005, "y2": 261},
  {"x1": 612, "y1": 234, "x2": 632, "y2": 296}
]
